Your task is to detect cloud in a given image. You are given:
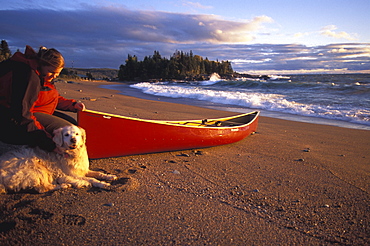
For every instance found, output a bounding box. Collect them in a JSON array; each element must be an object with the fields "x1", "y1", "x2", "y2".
[
  {"x1": 328, "y1": 47, "x2": 348, "y2": 53},
  {"x1": 293, "y1": 32, "x2": 308, "y2": 38},
  {"x1": 0, "y1": 7, "x2": 368, "y2": 73},
  {"x1": 194, "y1": 43, "x2": 370, "y2": 74},
  {"x1": 182, "y1": 1, "x2": 213, "y2": 10},
  {"x1": 0, "y1": 6, "x2": 276, "y2": 68},
  {"x1": 320, "y1": 25, "x2": 357, "y2": 41},
  {"x1": 0, "y1": 6, "x2": 273, "y2": 46},
  {"x1": 325, "y1": 43, "x2": 370, "y2": 59}
]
